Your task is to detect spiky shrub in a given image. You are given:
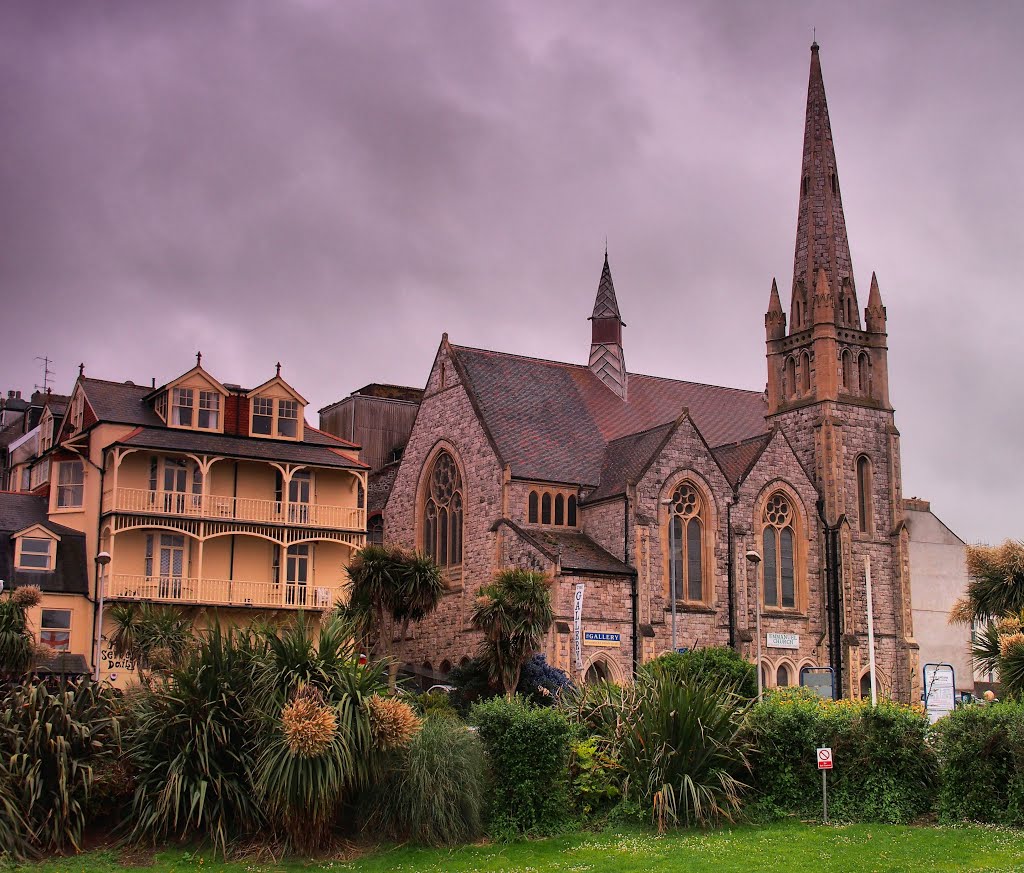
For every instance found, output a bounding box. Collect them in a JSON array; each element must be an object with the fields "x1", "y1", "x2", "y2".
[
  {"x1": 471, "y1": 569, "x2": 554, "y2": 697},
  {"x1": 567, "y1": 665, "x2": 751, "y2": 831},
  {"x1": 472, "y1": 695, "x2": 572, "y2": 836},
  {"x1": 125, "y1": 624, "x2": 263, "y2": 855},
  {"x1": 0, "y1": 679, "x2": 121, "y2": 859},
  {"x1": 364, "y1": 716, "x2": 486, "y2": 846},
  {"x1": 106, "y1": 602, "x2": 194, "y2": 680},
  {"x1": 0, "y1": 588, "x2": 35, "y2": 677},
  {"x1": 251, "y1": 612, "x2": 389, "y2": 853}
]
